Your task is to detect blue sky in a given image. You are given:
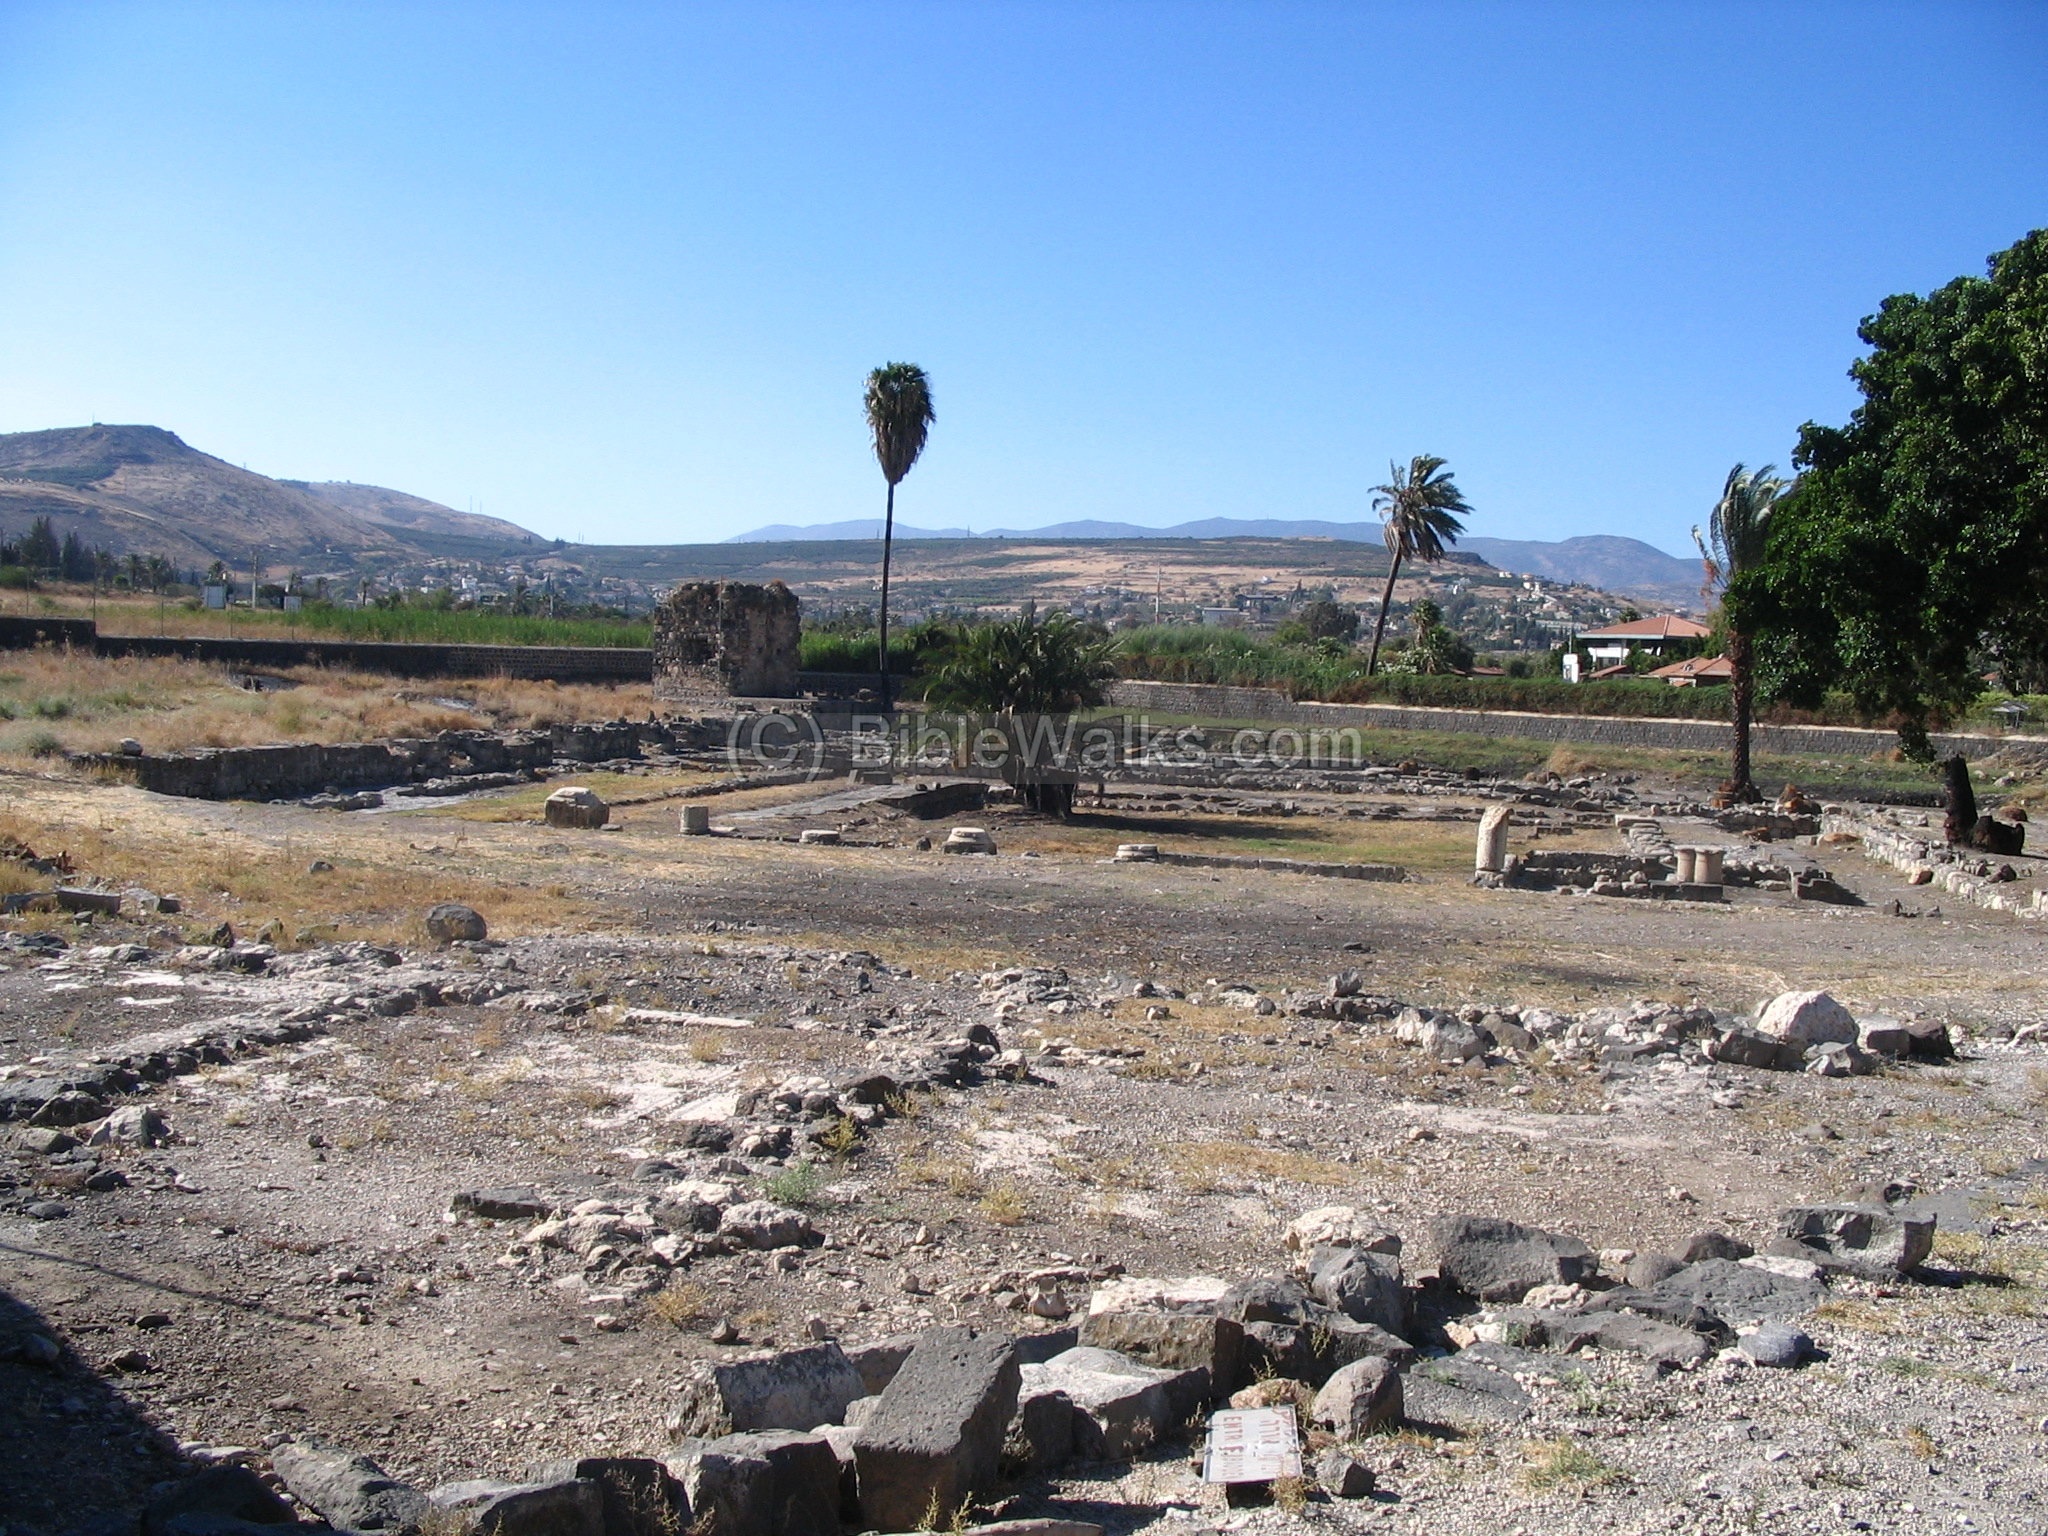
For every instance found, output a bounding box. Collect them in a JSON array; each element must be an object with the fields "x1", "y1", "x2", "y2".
[{"x1": 1, "y1": 3, "x2": 2042, "y2": 556}]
